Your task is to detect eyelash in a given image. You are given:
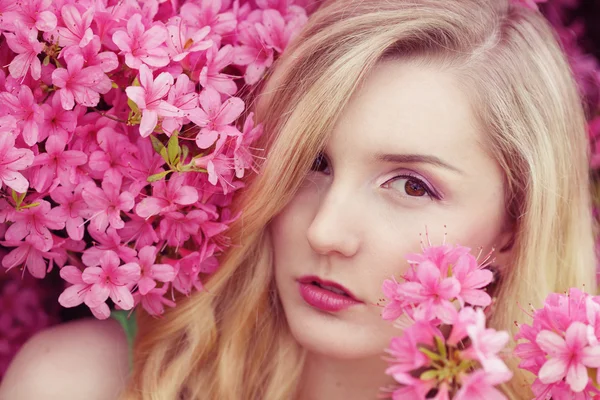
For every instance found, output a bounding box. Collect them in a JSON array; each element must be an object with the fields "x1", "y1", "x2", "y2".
[{"x1": 309, "y1": 153, "x2": 440, "y2": 200}]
